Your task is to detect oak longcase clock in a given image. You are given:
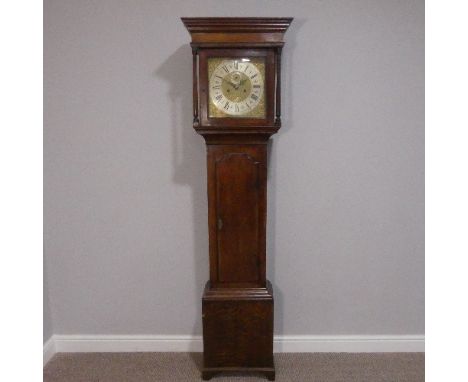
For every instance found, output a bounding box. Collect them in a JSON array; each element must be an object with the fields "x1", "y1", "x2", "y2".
[{"x1": 182, "y1": 17, "x2": 293, "y2": 381}]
